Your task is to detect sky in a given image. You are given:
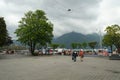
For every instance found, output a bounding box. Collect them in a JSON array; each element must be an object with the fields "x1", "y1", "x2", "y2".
[{"x1": 1, "y1": 0, "x2": 120, "y2": 39}]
